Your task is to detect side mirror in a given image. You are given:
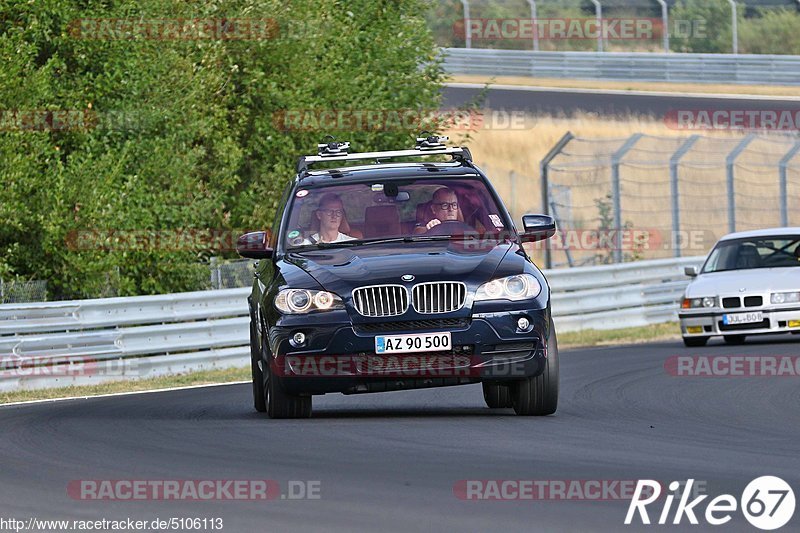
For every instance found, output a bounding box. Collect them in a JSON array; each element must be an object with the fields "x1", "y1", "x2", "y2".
[
  {"x1": 519, "y1": 214, "x2": 556, "y2": 243},
  {"x1": 684, "y1": 266, "x2": 699, "y2": 277},
  {"x1": 237, "y1": 231, "x2": 273, "y2": 260}
]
